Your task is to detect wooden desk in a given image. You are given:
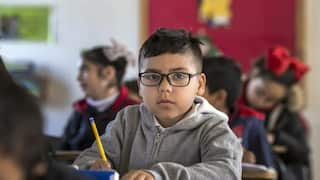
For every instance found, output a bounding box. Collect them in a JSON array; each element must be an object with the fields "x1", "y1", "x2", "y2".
[
  {"x1": 242, "y1": 163, "x2": 277, "y2": 180},
  {"x1": 272, "y1": 145, "x2": 287, "y2": 154},
  {"x1": 52, "y1": 150, "x2": 81, "y2": 163}
]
